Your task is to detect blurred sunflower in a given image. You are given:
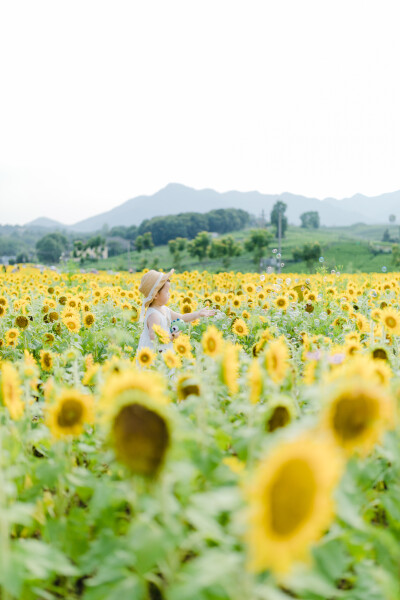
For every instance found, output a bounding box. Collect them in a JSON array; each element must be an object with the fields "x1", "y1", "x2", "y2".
[
  {"x1": 220, "y1": 343, "x2": 239, "y2": 394},
  {"x1": 15, "y1": 314, "x2": 29, "y2": 330},
  {"x1": 163, "y1": 349, "x2": 182, "y2": 369},
  {"x1": 152, "y1": 324, "x2": 171, "y2": 345},
  {"x1": 109, "y1": 390, "x2": 170, "y2": 477},
  {"x1": 321, "y1": 379, "x2": 396, "y2": 455},
  {"x1": 264, "y1": 339, "x2": 289, "y2": 384},
  {"x1": 177, "y1": 374, "x2": 201, "y2": 400},
  {"x1": 247, "y1": 359, "x2": 263, "y2": 404},
  {"x1": 381, "y1": 307, "x2": 400, "y2": 335},
  {"x1": 0, "y1": 362, "x2": 24, "y2": 420},
  {"x1": 247, "y1": 434, "x2": 343, "y2": 574},
  {"x1": 202, "y1": 325, "x2": 224, "y2": 357},
  {"x1": 83, "y1": 313, "x2": 95, "y2": 328},
  {"x1": 274, "y1": 295, "x2": 289, "y2": 311},
  {"x1": 5, "y1": 328, "x2": 20, "y2": 347},
  {"x1": 46, "y1": 389, "x2": 94, "y2": 439},
  {"x1": 40, "y1": 350, "x2": 54, "y2": 372},
  {"x1": 232, "y1": 318, "x2": 249, "y2": 337},
  {"x1": 265, "y1": 397, "x2": 296, "y2": 433}
]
